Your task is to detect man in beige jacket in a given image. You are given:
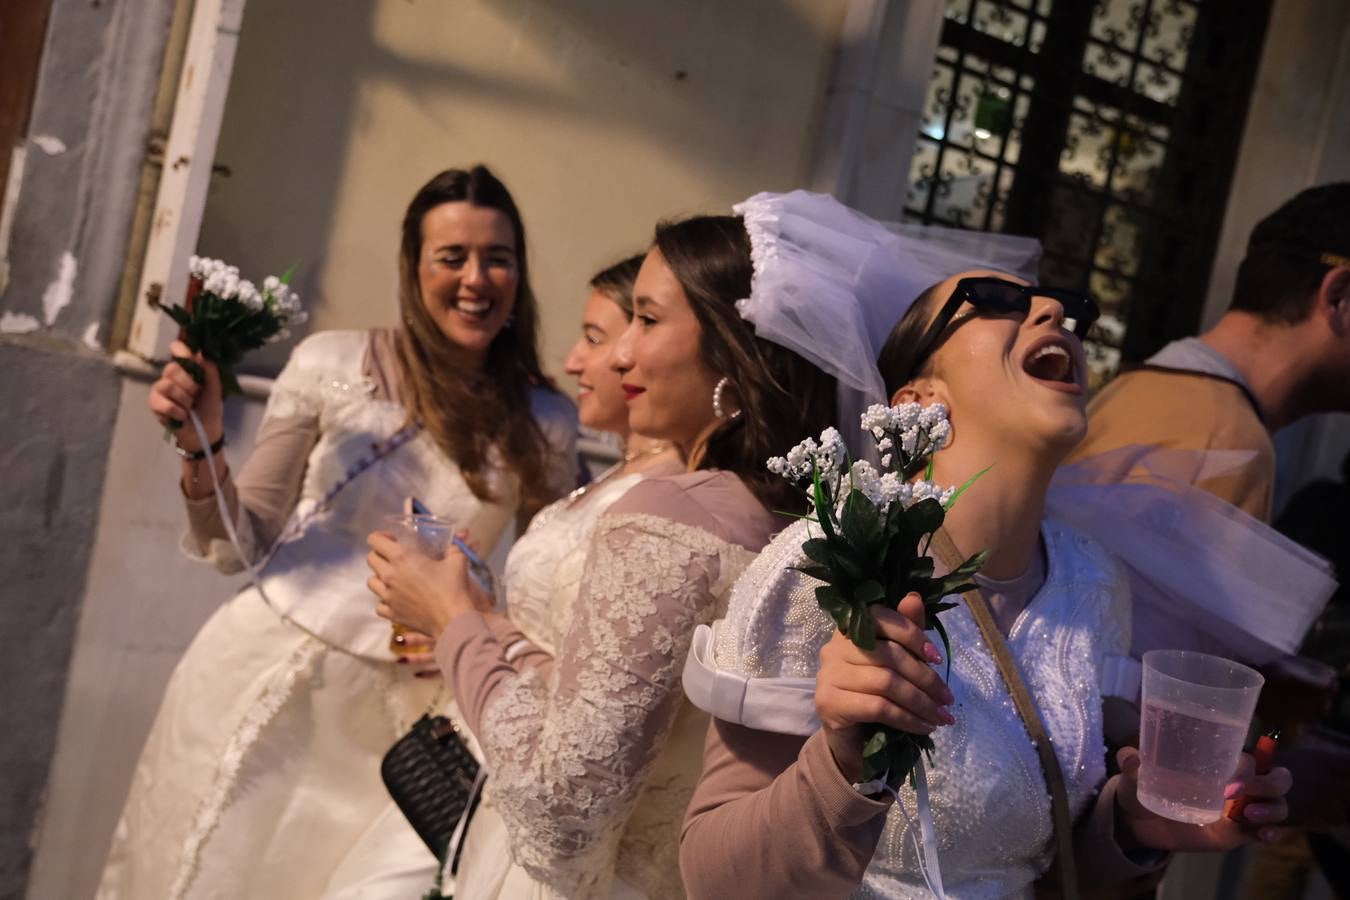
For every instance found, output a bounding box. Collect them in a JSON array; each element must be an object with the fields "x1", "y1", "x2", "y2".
[
  {"x1": 1074, "y1": 183, "x2": 1350, "y2": 523},
  {"x1": 1073, "y1": 183, "x2": 1350, "y2": 897}
]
